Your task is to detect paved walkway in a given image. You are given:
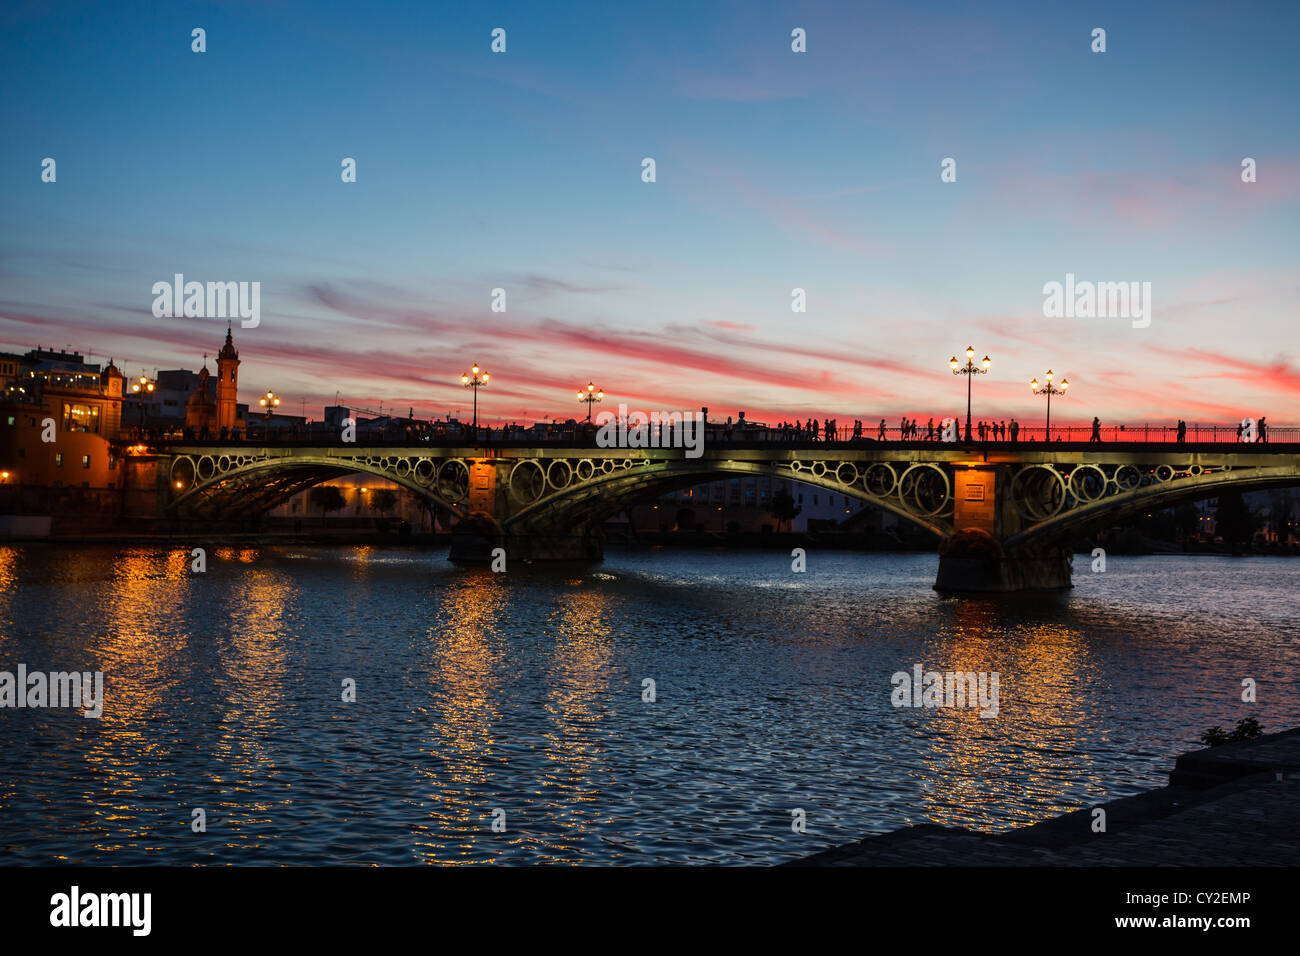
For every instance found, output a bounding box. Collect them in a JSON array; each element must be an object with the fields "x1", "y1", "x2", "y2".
[{"x1": 789, "y1": 728, "x2": 1300, "y2": 866}]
